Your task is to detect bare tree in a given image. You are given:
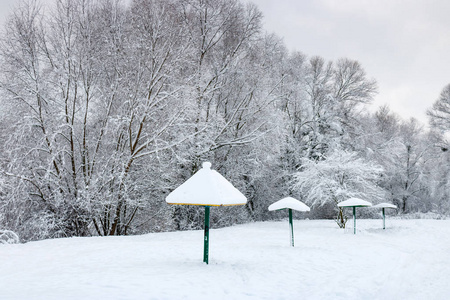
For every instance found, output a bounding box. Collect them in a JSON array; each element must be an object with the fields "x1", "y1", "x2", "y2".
[
  {"x1": 428, "y1": 84, "x2": 450, "y2": 133},
  {"x1": 333, "y1": 58, "x2": 377, "y2": 120}
]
